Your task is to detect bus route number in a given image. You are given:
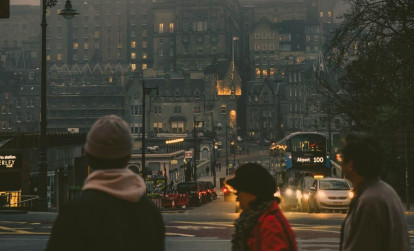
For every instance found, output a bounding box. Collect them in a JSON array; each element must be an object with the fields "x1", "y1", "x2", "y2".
[{"x1": 313, "y1": 157, "x2": 324, "y2": 163}]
